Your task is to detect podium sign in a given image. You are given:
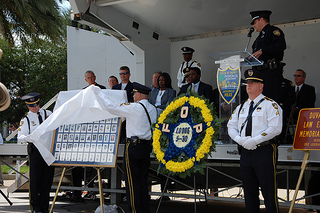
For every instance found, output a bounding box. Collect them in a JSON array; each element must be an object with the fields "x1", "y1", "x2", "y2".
[
  {"x1": 217, "y1": 67, "x2": 240, "y2": 104},
  {"x1": 293, "y1": 108, "x2": 320, "y2": 150}
]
